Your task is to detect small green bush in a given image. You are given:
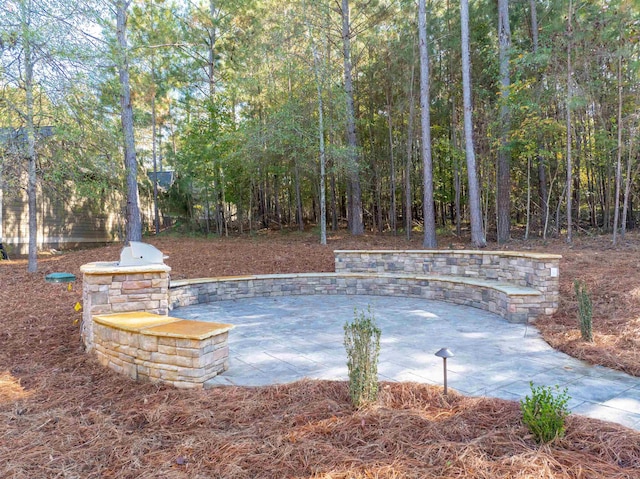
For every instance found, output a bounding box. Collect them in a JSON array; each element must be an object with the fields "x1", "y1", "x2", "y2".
[
  {"x1": 574, "y1": 280, "x2": 593, "y2": 342},
  {"x1": 344, "y1": 306, "x2": 381, "y2": 408},
  {"x1": 520, "y1": 382, "x2": 570, "y2": 443}
]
